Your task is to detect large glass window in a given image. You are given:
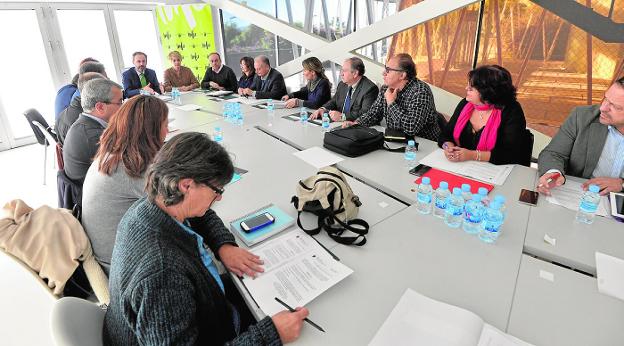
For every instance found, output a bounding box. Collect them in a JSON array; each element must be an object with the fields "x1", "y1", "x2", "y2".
[
  {"x1": 115, "y1": 10, "x2": 163, "y2": 80},
  {"x1": 0, "y1": 10, "x2": 56, "y2": 139},
  {"x1": 57, "y1": 9, "x2": 118, "y2": 82}
]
